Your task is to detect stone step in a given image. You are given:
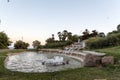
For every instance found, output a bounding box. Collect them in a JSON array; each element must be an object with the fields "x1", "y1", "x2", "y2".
[{"x1": 82, "y1": 51, "x2": 105, "y2": 57}]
